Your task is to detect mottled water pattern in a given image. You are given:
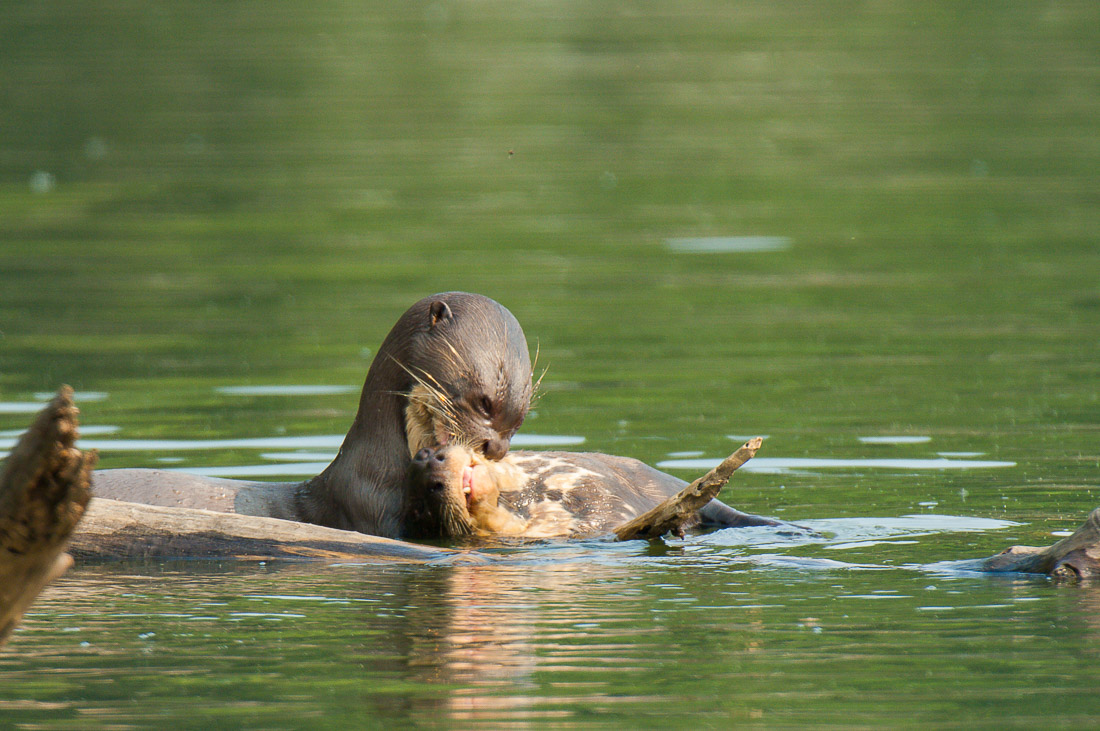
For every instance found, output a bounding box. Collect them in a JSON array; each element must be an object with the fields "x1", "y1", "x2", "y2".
[
  {"x1": 5, "y1": 553, "x2": 1099, "y2": 729},
  {"x1": 2, "y1": 0, "x2": 1099, "y2": 727}
]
